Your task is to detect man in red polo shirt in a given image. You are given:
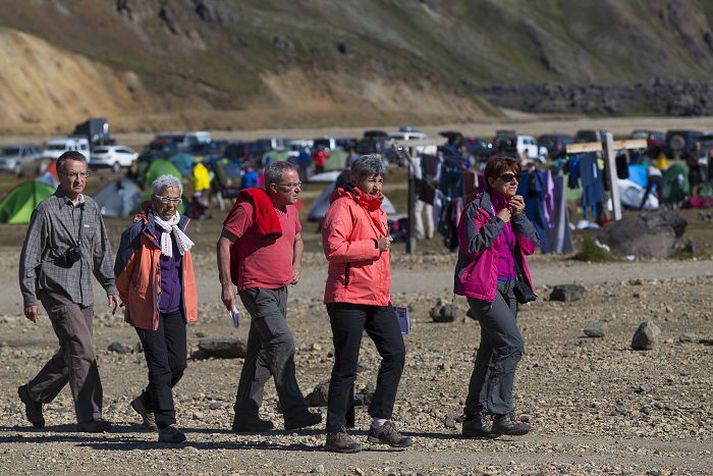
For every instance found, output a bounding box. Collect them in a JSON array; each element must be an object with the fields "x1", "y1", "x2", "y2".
[{"x1": 217, "y1": 161, "x2": 321, "y2": 432}]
